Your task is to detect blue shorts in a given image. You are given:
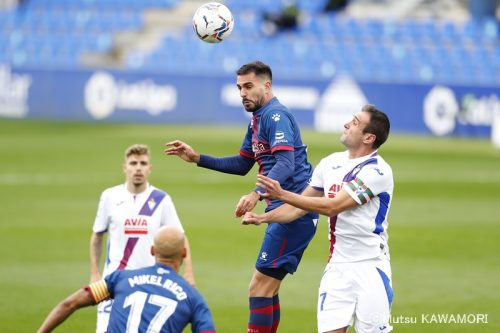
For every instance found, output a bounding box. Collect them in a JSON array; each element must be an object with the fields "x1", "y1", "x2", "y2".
[{"x1": 255, "y1": 212, "x2": 318, "y2": 280}]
